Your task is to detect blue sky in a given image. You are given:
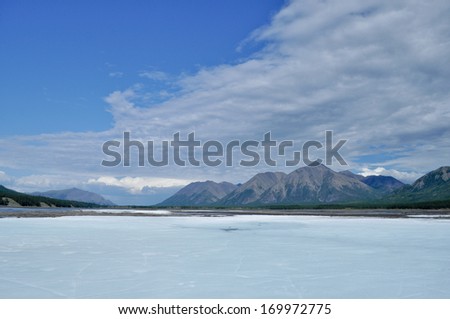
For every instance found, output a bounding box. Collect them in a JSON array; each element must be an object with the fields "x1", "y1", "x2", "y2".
[
  {"x1": 0, "y1": 0, "x2": 283, "y2": 135},
  {"x1": 1, "y1": 0, "x2": 450, "y2": 205}
]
